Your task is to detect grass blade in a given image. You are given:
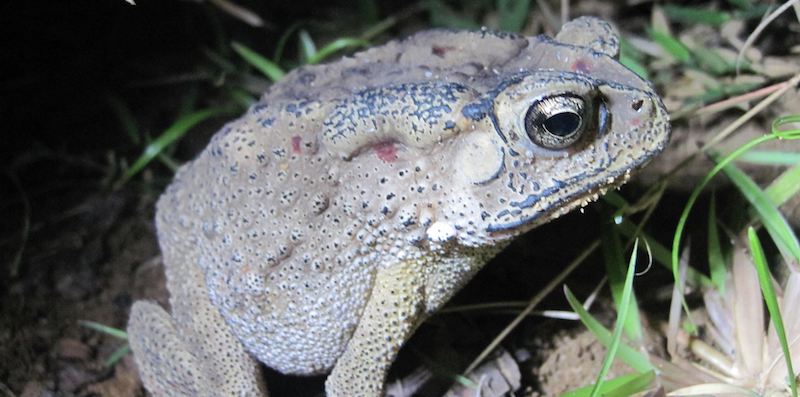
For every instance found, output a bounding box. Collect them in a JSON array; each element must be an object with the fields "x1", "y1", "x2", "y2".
[
  {"x1": 565, "y1": 254, "x2": 654, "y2": 376},
  {"x1": 107, "y1": 95, "x2": 140, "y2": 145},
  {"x1": 565, "y1": 287, "x2": 653, "y2": 373},
  {"x1": 602, "y1": 224, "x2": 643, "y2": 342},
  {"x1": 738, "y1": 150, "x2": 800, "y2": 166},
  {"x1": 298, "y1": 30, "x2": 317, "y2": 62},
  {"x1": 718, "y1": 155, "x2": 800, "y2": 265},
  {"x1": 79, "y1": 320, "x2": 127, "y2": 340},
  {"x1": 663, "y1": 5, "x2": 731, "y2": 26},
  {"x1": 620, "y1": 54, "x2": 650, "y2": 79},
  {"x1": 616, "y1": 219, "x2": 711, "y2": 287},
  {"x1": 561, "y1": 371, "x2": 656, "y2": 397},
  {"x1": 588, "y1": 239, "x2": 640, "y2": 397},
  {"x1": 231, "y1": 41, "x2": 285, "y2": 82},
  {"x1": 104, "y1": 344, "x2": 130, "y2": 367},
  {"x1": 672, "y1": 119, "x2": 800, "y2": 320},
  {"x1": 426, "y1": 0, "x2": 480, "y2": 29},
  {"x1": 765, "y1": 163, "x2": 800, "y2": 207},
  {"x1": 272, "y1": 22, "x2": 302, "y2": 64},
  {"x1": 306, "y1": 38, "x2": 370, "y2": 65},
  {"x1": 648, "y1": 28, "x2": 692, "y2": 64},
  {"x1": 747, "y1": 228, "x2": 798, "y2": 397},
  {"x1": 497, "y1": 0, "x2": 531, "y2": 32},
  {"x1": 119, "y1": 107, "x2": 229, "y2": 185},
  {"x1": 708, "y1": 196, "x2": 727, "y2": 293}
]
